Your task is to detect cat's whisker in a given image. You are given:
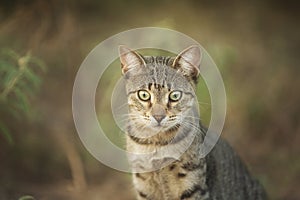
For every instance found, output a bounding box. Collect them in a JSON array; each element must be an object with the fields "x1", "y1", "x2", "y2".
[
  {"x1": 117, "y1": 115, "x2": 139, "y2": 121},
  {"x1": 196, "y1": 101, "x2": 211, "y2": 106},
  {"x1": 177, "y1": 114, "x2": 202, "y2": 123},
  {"x1": 120, "y1": 115, "x2": 141, "y2": 120},
  {"x1": 134, "y1": 123, "x2": 150, "y2": 138},
  {"x1": 194, "y1": 101, "x2": 211, "y2": 110},
  {"x1": 118, "y1": 117, "x2": 137, "y2": 124},
  {"x1": 116, "y1": 102, "x2": 129, "y2": 110},
  {"x1": 184, "y1": 115, "x2": 202, "y2": 121},
  {"x1": 196, "y1": 104, "x2": 211, "y2": 111},
  {"x1": 181, "y1": 121, "x2": 206, "y2": 138},
  {"x1": 118, "y1": 113, "x2": 139, "y2": 117}
]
